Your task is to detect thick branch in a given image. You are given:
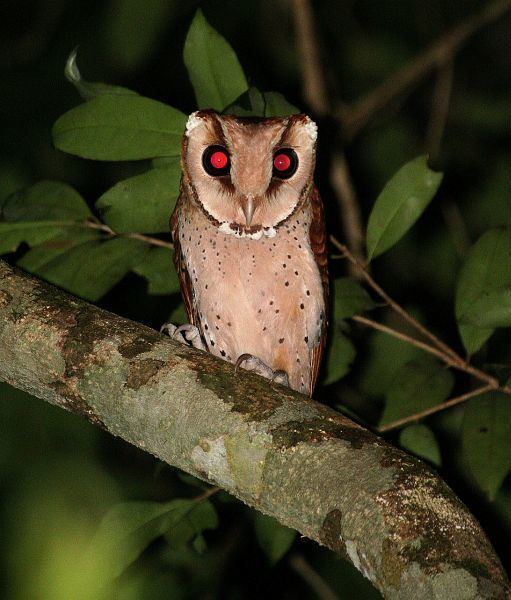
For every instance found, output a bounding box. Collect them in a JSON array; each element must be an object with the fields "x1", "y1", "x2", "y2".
[{"x1": 0, "y1": 261, "x2": 508, "y2": 598}]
